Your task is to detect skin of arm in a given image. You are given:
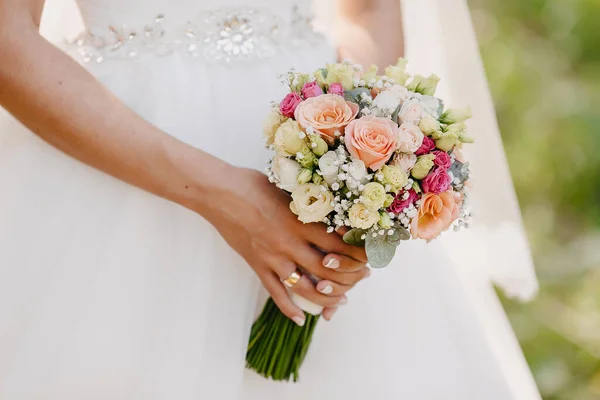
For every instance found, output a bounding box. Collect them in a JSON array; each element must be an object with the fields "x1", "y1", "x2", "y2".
[{"x1": 334, "y1": 0, "x2": 404, "y2": 69}]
